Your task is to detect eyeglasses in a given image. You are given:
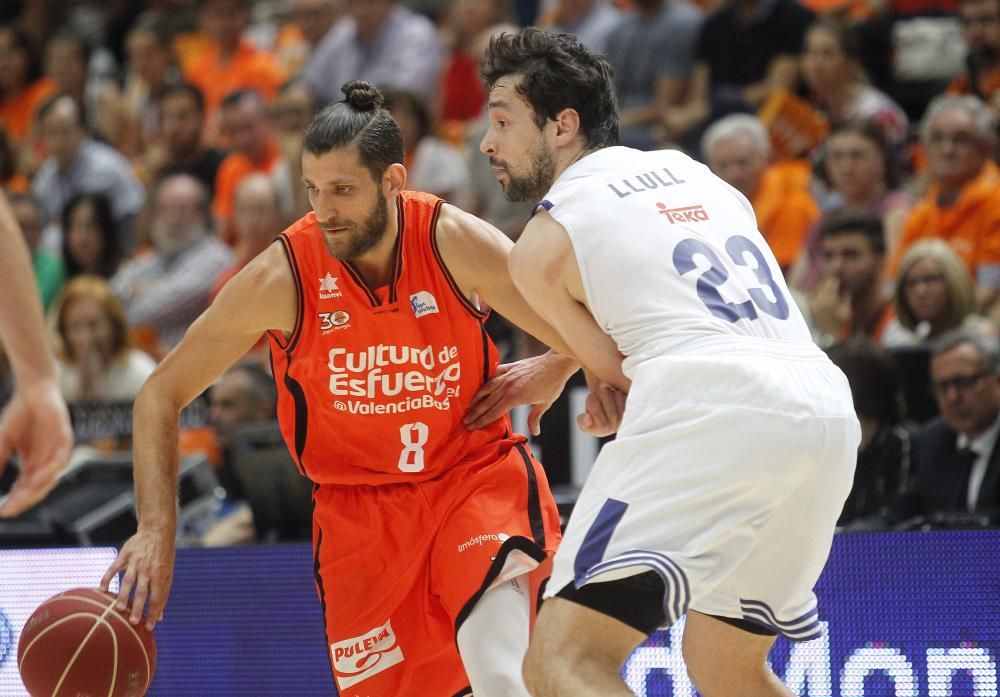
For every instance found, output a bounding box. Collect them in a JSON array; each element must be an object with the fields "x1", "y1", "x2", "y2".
[
  {"x1": 927, "y1": 131, "x2": 978, "y2": 147},
  {"x1": 932, "y1": 371, "x2": 992, "y2": 395},
  {"x1": 904, "y1": 273, "x2": 946, "y2": 289}
]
